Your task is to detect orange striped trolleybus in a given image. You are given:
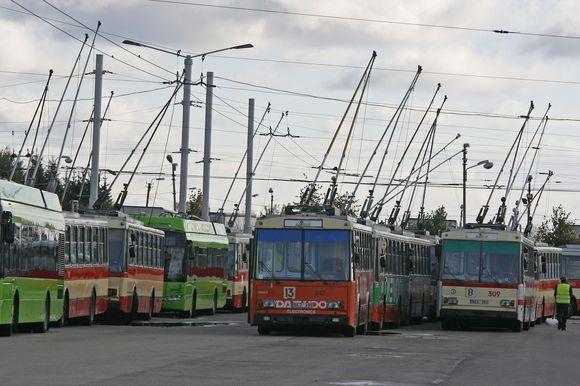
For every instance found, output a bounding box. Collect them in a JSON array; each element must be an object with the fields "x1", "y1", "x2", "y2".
[
  {"x1": 250, "y1": 208, "x2": 368, "y2": 336},
  {"x1": 62, "y1": 213, "x2": 109, "y2": 325},
  {"x1": 534, "y1": 245, "x2": 562, "y2": 323},
  {"x1": 98, "y1": 212, "x2": 165, "y2": 321},
  {"x1": 562, "y1": 245, "x2": 580, "y2": 315},
  {"x1": 440, "y1": 227, "x2": 537, "y2": 332},
  {"x1": 0, "y1": 180, "x2": 65, "y2": 336},
  {"x1": 226, "y1": 231, "x2": 251, "y2": 311}
]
